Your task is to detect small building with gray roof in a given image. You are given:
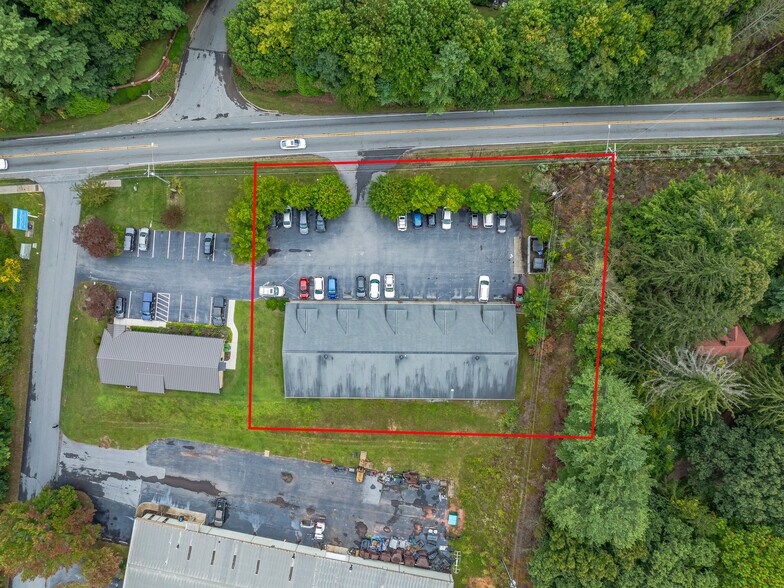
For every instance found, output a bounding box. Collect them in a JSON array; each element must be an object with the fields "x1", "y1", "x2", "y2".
[
  {"x1": 282, "y1": 302, "x2": 518, "y2": 400},
  {"x1": 125, "y1": 514, "x2": 454, "y2": 588},
  {"x1": 97, "y1": 324, "x2": 225, "y2": 394}
]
